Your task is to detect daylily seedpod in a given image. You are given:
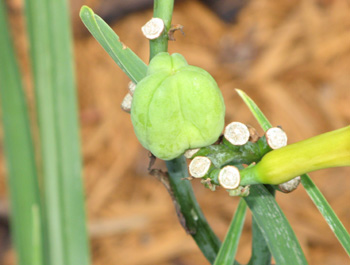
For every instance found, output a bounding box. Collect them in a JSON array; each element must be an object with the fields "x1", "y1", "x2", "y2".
[{"x1": 131, "y1": 52, "x2": 225, "y2": 160}]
